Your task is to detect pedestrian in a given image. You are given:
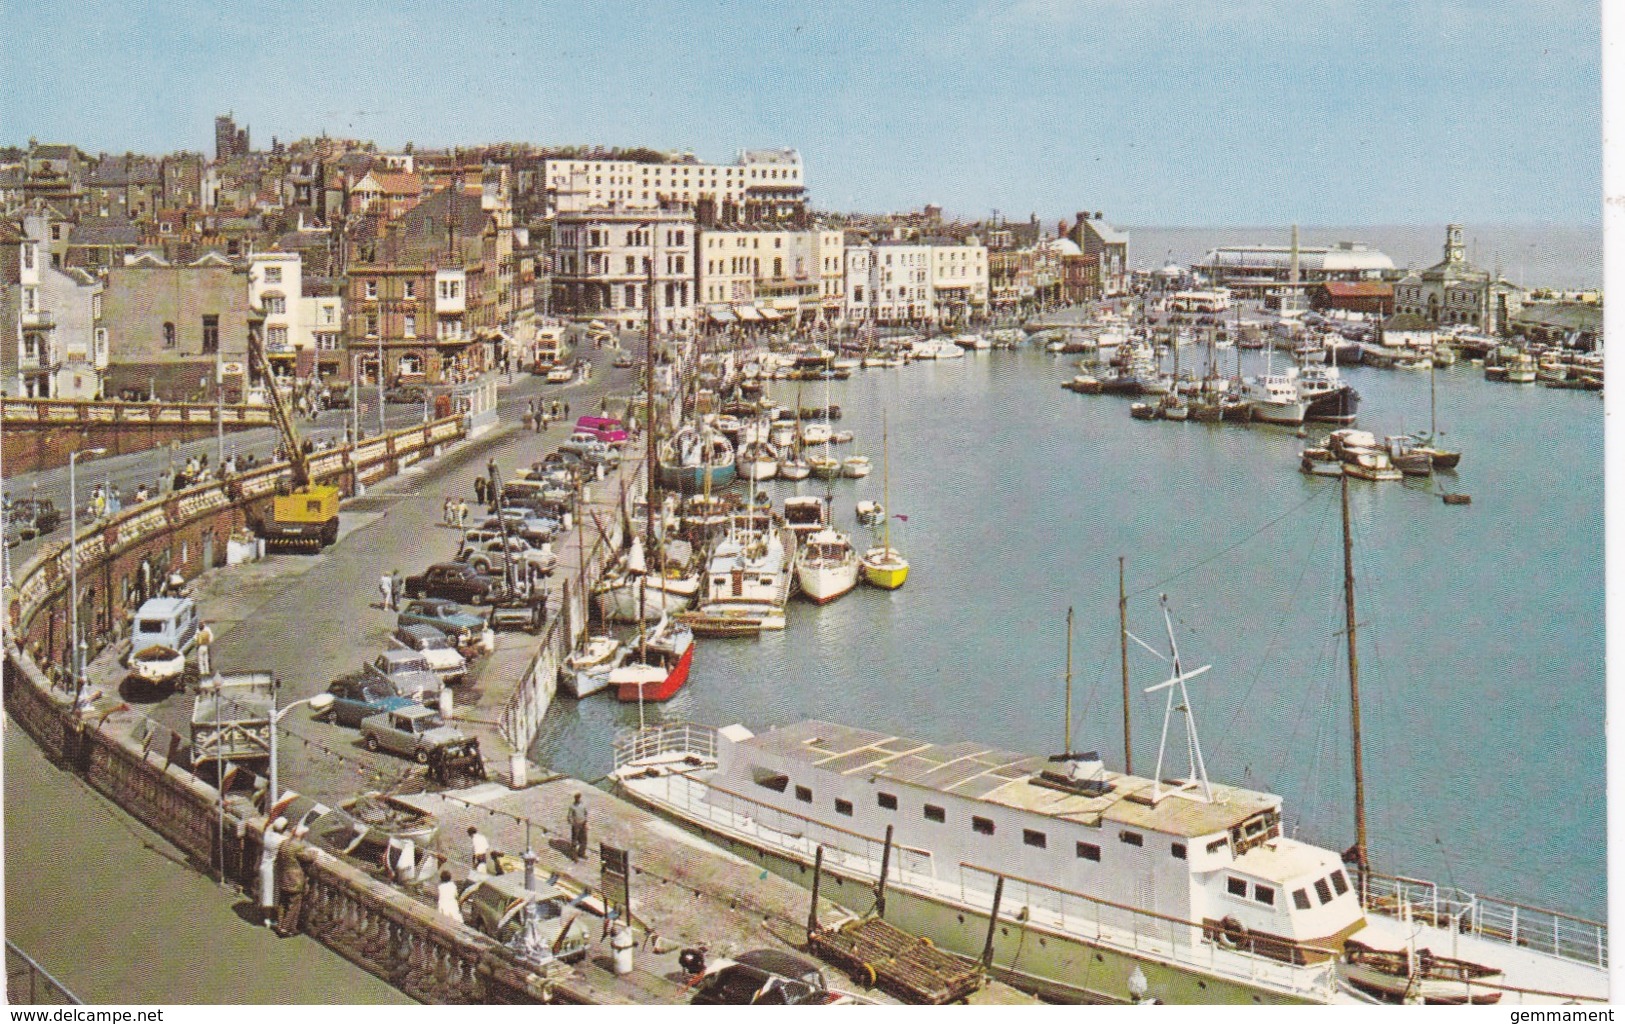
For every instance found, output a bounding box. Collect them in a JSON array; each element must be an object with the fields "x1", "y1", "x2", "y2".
[
  {"x1": 474, "y1": 476, "x2": 487, "y2": 505},
  {"x1": 443, "y1": 497, "x2": 454, "y2": 526},
  {"x1": 275, "y1": 843, "x2": 310, "y2": 937},
  {"x1": 567, "y1": 793, "x2": 589, "y2": 861},
  {"x1": 522, "y1": 410, "x2": 534, "y2": 431},
  {"x1": 456, "y1": 501, "x2": 468, "y2": 529},
  {"x1": 134, "y1": 483, "x2": 149, "y2": 503},
  {"x1": 259, "y1": 817, "x2": 287, "y2": 928},
  {"x1": 564, "y1": 401, "x2": 570, "y2": 419},
  {"x1": 467, "y1": 825, "x2": 496, "y2": 874},
  {"x1": 379, "y1": 571, "x2": 395, "y2": 611},
  {"x1": 391, "y1": 571, "x2": 405, "y2": 610},
  {"x1": 196, "y1": 621, "x2": 214, "y2": 676},
  {"x1": 437, "y1": 869, "x2": 462, "y2": 923}
]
